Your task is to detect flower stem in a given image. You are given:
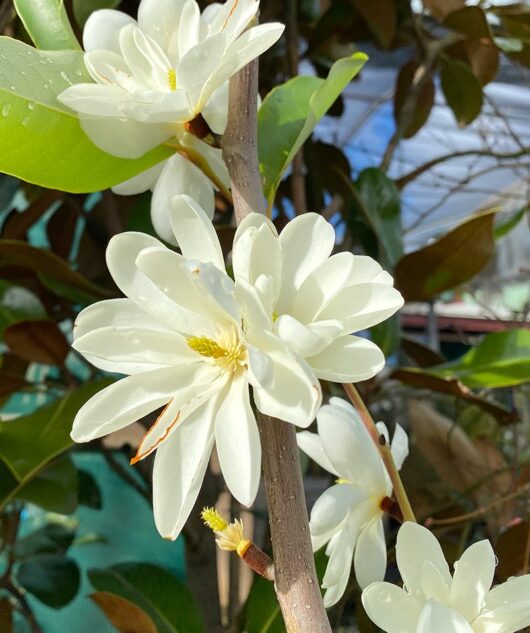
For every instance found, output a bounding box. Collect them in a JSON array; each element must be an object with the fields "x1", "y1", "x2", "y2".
[{"x1": 342, "y1": 383, "x2": 416, "y2": 523}]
